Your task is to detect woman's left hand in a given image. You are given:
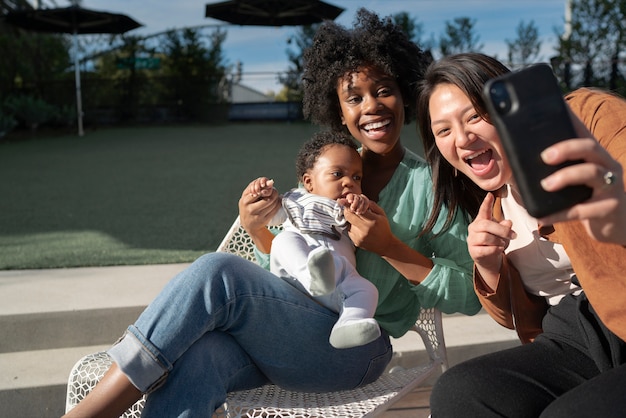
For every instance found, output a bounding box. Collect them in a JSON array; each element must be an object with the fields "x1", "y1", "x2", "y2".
[
  {"x1": 345, "y1": 200, "x2": 434, "y2": 282},
  {"x1": 344, "y1": 201, "x2": 394, "y2": 255},
  {"x1": 539, "y1": 135, "x2": 625, "y2": 245}
]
